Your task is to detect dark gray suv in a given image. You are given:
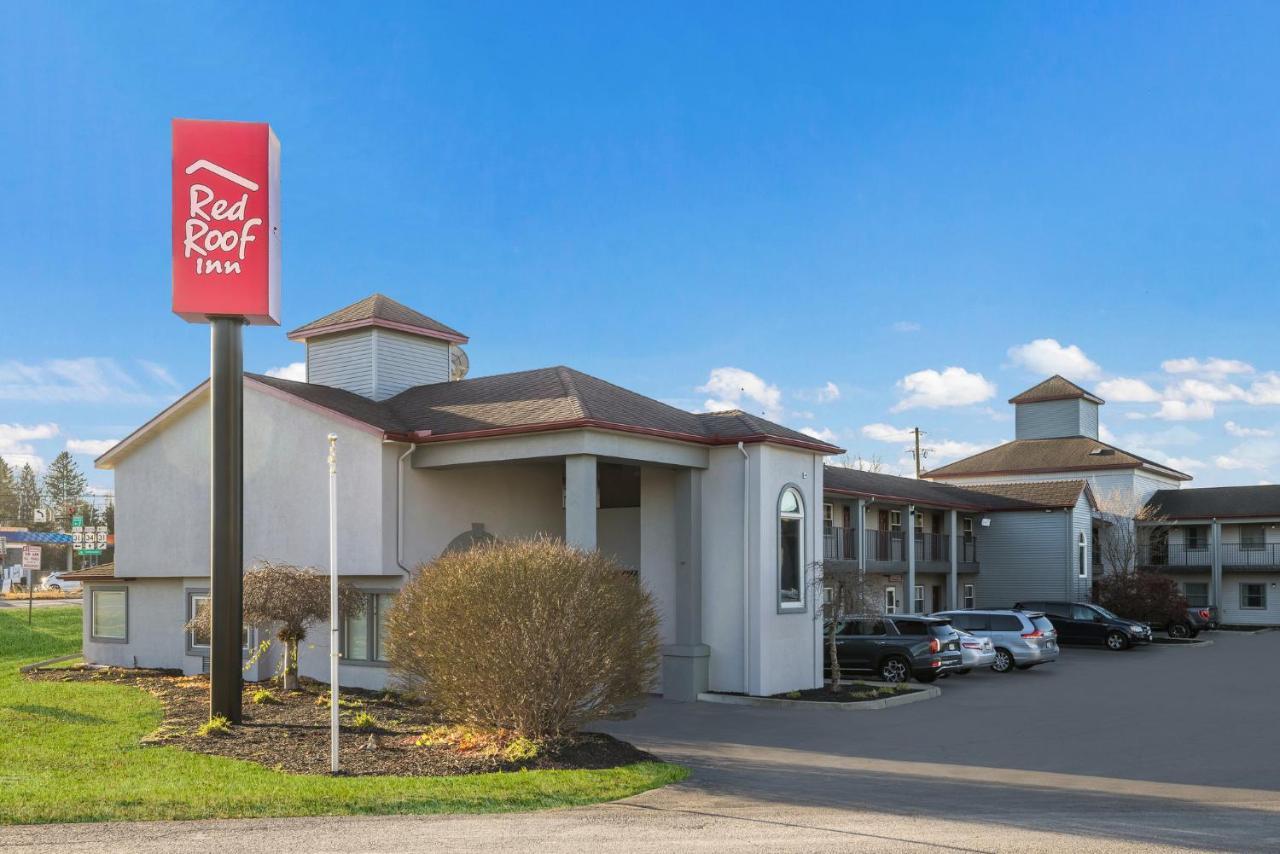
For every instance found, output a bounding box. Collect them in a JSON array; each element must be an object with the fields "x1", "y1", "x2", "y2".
[{"x1": 824, "y1": 615, "x2": 964, "y2": 683}]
